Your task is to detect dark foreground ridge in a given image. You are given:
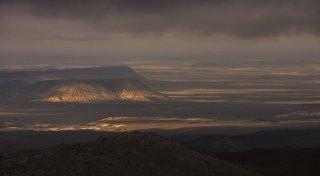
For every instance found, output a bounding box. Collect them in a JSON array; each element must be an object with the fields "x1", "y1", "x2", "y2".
[{"x1": 0, "y1": 132, "x2": 256, "y2": 176}]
